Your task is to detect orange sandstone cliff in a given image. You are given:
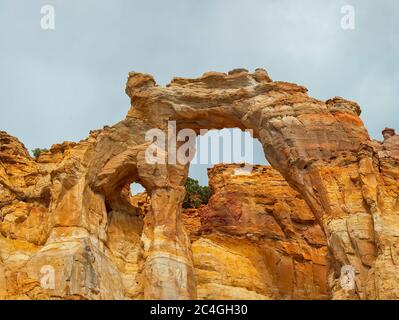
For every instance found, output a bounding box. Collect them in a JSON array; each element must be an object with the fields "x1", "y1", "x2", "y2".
[
  {"x1": 0, "y1": 68, "x2": 398, "y2": 299},
  {"x1": 185, "y1": 164, "x2": 328, "y2": 300}
]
